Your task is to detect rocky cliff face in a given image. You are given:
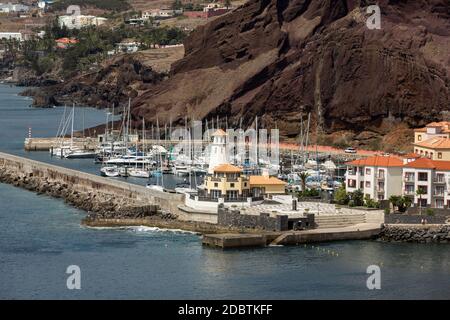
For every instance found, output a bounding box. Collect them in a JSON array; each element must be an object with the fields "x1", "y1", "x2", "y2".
[
  {"x1": 130, "y1": 0, "x2": 449, "y2": 151},
  {"x1": 22, "y1": 54, "x2": 166, "y2": 109}
]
